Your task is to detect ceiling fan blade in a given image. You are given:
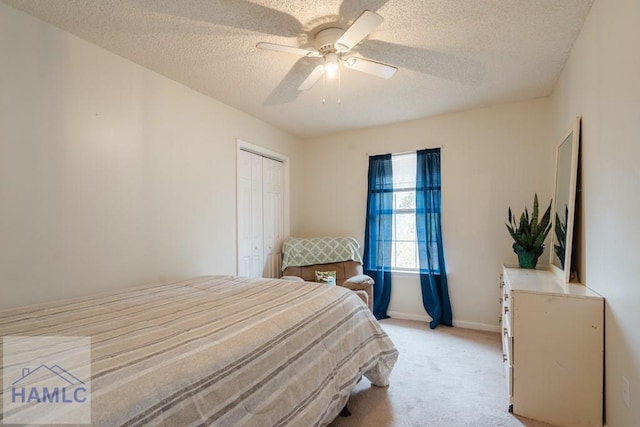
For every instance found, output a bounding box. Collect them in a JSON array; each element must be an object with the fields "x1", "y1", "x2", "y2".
[
  {"x1": 335, "y1": 10, "x2": 383, "y2": 52},
  {"x1": 257, "y1": 42, "x2": 320, "y2": 57},
  {"x1": 339, "y1": 0, "x2": 391, "y2": 22},
  {"x1": 343, "y1": 57, "x2": 397, "y2": 79},
  {"x1": 298, "y1": 65, "x2": 325, "y2": 91}
]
